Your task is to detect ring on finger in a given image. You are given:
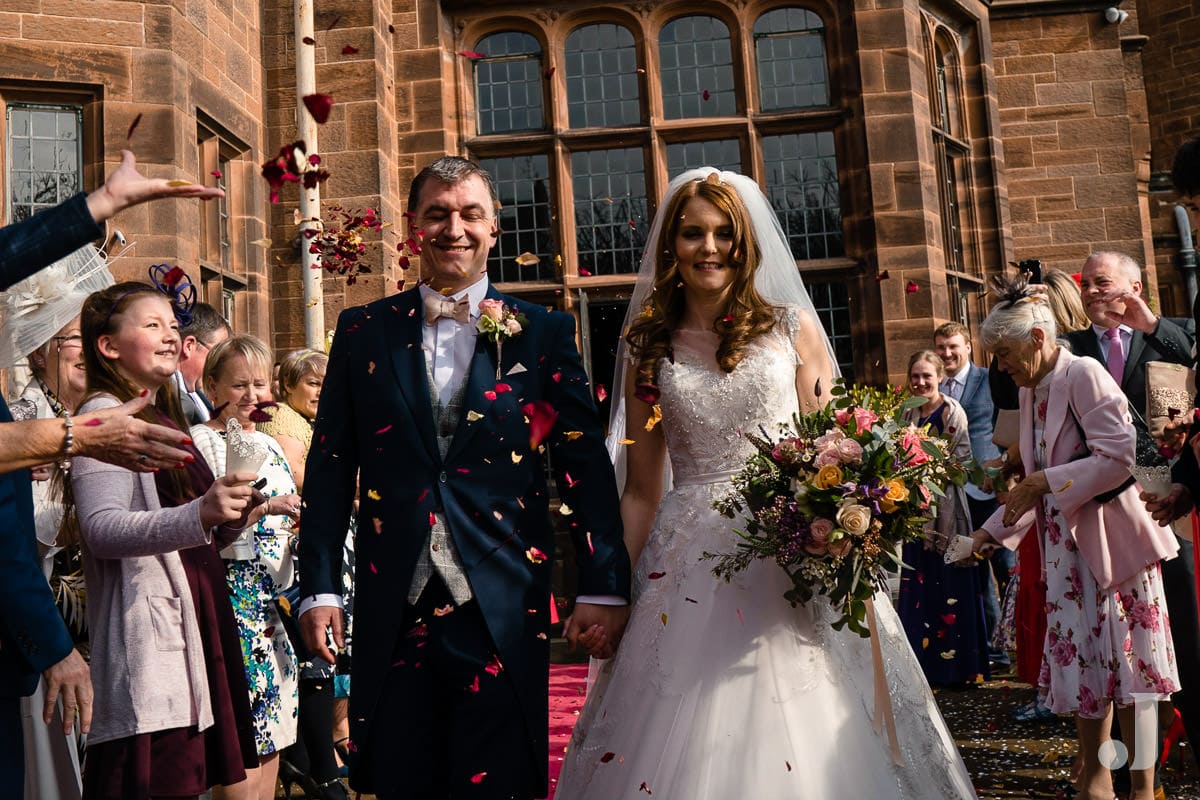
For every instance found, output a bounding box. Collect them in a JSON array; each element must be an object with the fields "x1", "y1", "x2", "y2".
[{"x1": 138, "y1": 454, "x2": 149, "y2": 464}]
